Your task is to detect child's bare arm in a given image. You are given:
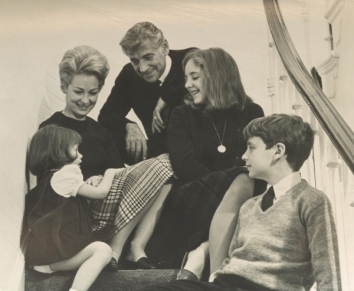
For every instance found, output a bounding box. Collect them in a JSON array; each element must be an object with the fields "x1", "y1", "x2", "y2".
[{"x1": 77, "y1": 168, "x2": 123, "y2": 199}]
